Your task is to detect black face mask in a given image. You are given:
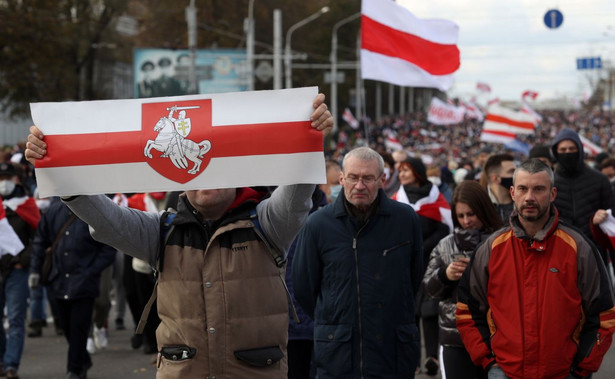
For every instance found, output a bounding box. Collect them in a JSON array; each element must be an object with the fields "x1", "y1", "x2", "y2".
[
  {"x1": 500, "y1": 177, "x2": 513, "y2": 190},
  {"x1": 557, "y1": 152, "x2": 579, "y2": 173}
]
